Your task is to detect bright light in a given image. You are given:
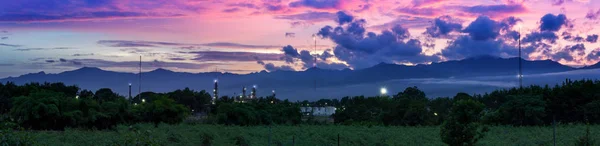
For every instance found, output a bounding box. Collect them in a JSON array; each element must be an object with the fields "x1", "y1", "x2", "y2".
[
  {"x1": 434, "y1": 113, "x2": 438, "y2": 116},
  {"x1": 192, "y1": 109, "x2": 195, "y2": 112},
  {"x1": 516, "y1": 74, "x2": 523, "y2": 78},
  {"x1": 253, "y1": 85, "x2": 257, "y2": 88},
  {"x1": 214, "y1": 79, "x2": 218, "y2": 83},
  {"x1": 134, "y1": 103, "x2": 138, "y2": 106},
  {"x1": 213, "y1": 89, "x2": 216, "y2": 92},
  {"x1": 75, "y1": 96, "x2": 79, "y2": 99},
  {"x1": 128, "y1": 83, "x2": 132, "y2": 86},
  {"x1": 380, "y1": 87, "x2": 388, "y2": 95},
  {"x1": 142, "y1": 99, "x2": 146, "y2": 103},
  {"x1": 272, "y1": 90, "x2": 275, "y2": 93},
  {"x1": 270, "y1": 101, "x2": 274, "y2": 104}
]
